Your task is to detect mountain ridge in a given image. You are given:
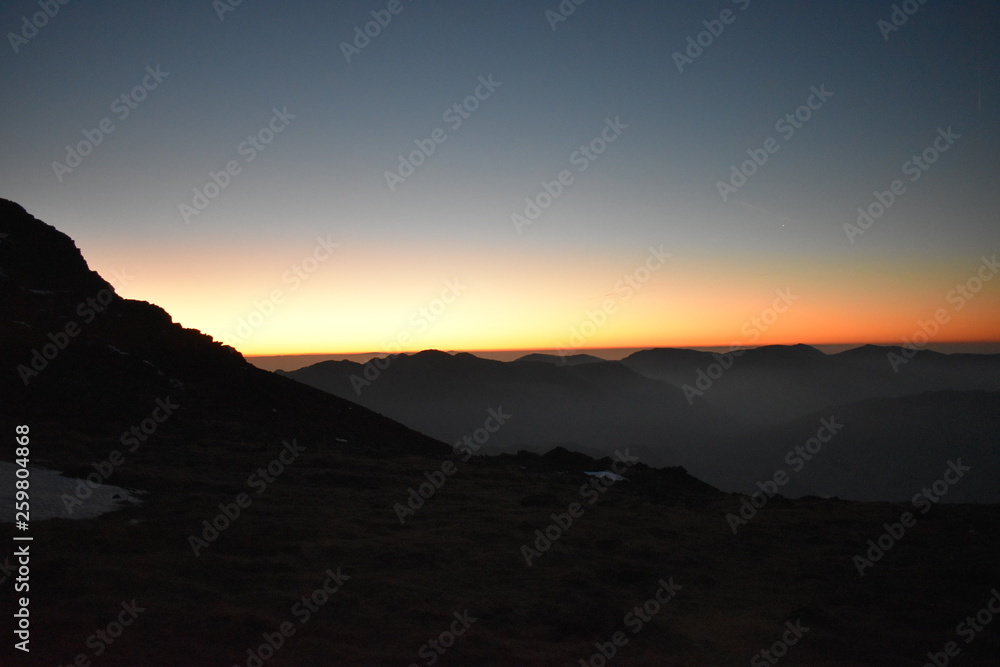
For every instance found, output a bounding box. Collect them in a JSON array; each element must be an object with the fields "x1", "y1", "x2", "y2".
[
  {"x1": 0, "y1": 198, "x2": 450, "y2": 458},
  {"x1": 281, "y1": 344, "x2": 1000, "y2": 501}
]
